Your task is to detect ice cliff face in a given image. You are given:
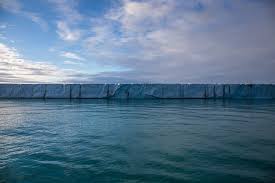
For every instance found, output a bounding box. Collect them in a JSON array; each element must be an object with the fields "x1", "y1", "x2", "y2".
[{"x1": 0, "y1": 84, "x2": 274, "y2": 99}]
